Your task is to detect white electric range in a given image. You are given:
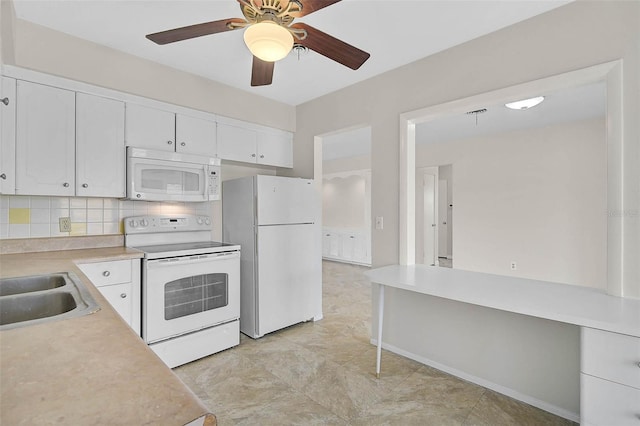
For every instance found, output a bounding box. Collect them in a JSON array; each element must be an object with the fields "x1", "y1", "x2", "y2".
[{"x1": 125, "y1": 214, "x2": 240, "y2": 368}]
